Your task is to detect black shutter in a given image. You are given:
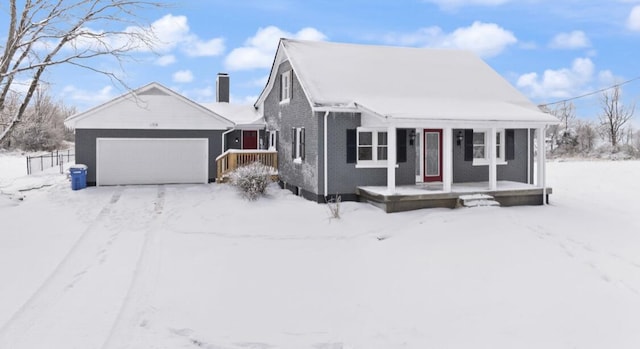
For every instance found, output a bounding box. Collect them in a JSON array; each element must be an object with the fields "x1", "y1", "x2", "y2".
[
  {"x1": 346, "y1": 129, "x2": 357, "y2": 163},
  {"x1": 300, "y1": 127, "x2": 305, "y2": 160},
  {"x1": 279, "y1": 74, "x2": 283, "y2": 102},
  {"x1": 291, "y1": 127, "x2": 296, "y2": 159},
  {"x1": 464, "y1": 129, "x2": 474, "y2": 162},
  {"x1": 506, "y1": 129, "x2": 515, "y2": 160},
  {"x1": 397, "y1": 129, "x2": 407, "y2": 163}
]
